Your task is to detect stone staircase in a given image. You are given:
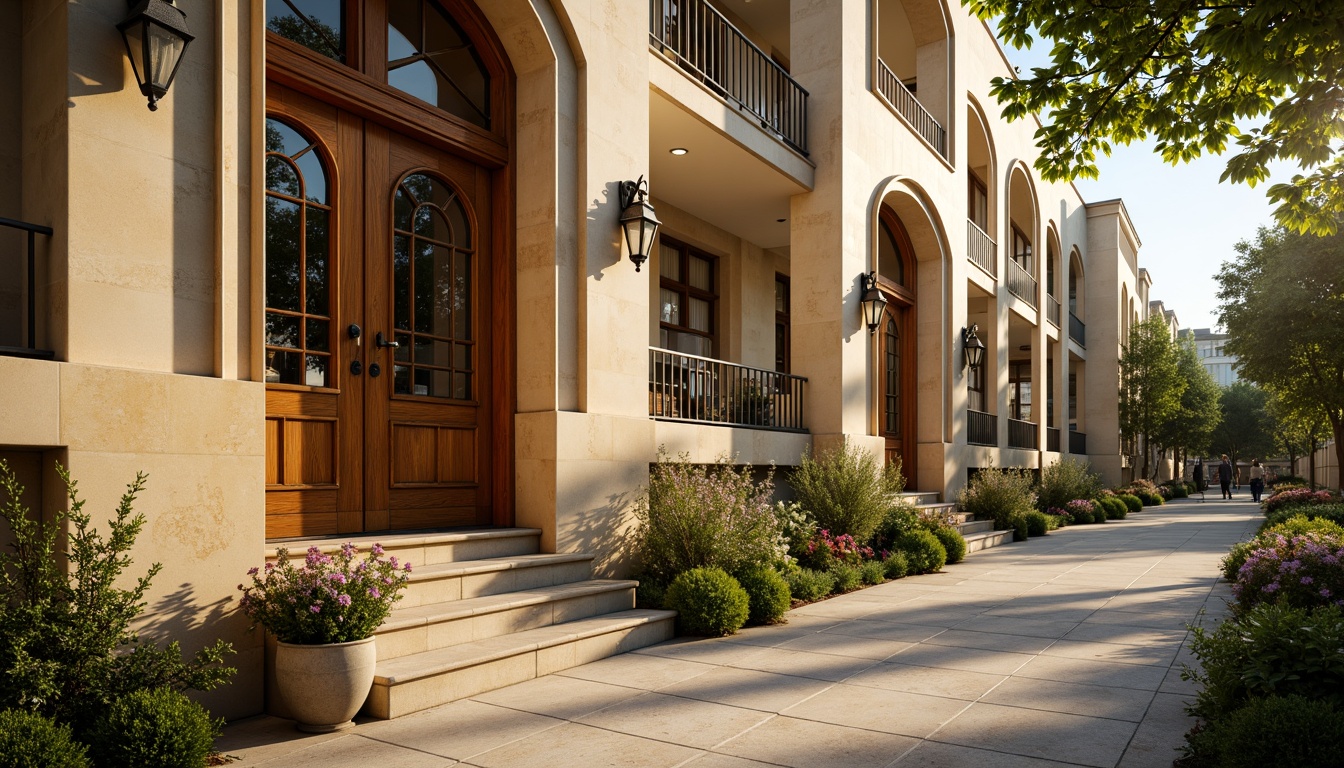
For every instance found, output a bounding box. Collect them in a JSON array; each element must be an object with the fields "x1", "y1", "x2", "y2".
[
  {"x1": 265, "y1": 529, "x2": 675, "y2": 721},
  {"x1": 902, "y1": 491, "x2": 1014, "y2": 554}
]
